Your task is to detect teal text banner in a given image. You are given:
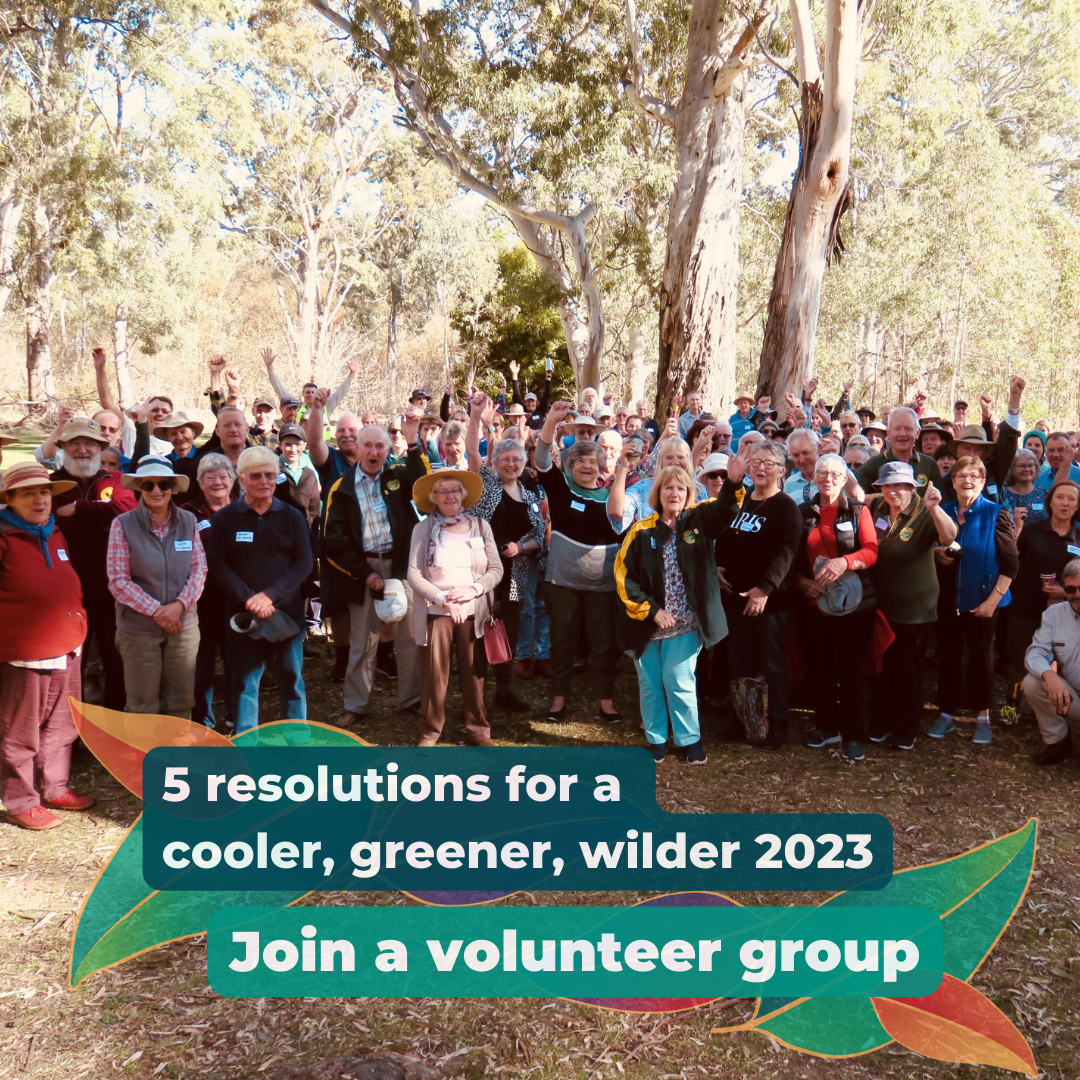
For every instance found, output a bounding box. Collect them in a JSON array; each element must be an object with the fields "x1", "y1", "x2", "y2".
[
  {"x1": 144, "y1": 747, "x2": 893, "y2": 892},
  {"x1": 207, "y1": 905, "x2": 942, "y2": 998}
]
